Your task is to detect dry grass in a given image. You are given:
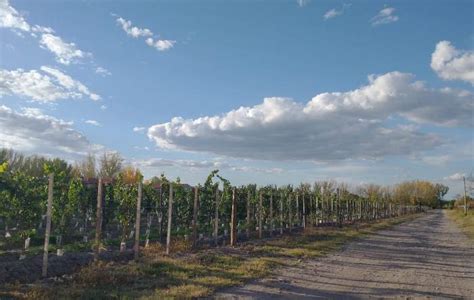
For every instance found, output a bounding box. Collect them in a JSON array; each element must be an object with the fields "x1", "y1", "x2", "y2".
[
  {"x1": 1, "y1": 214, "x2": 419, "y2": 299},
  {"x1": 447, "y1": 208, "x2": 474, "y2": 241}
]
